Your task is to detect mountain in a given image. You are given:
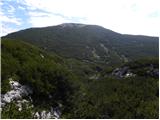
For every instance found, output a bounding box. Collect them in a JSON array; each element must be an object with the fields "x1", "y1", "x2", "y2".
[
  {"x1": 3, "y1": 23, "x2": 159, "y2": 66},
  {"x1": 1, "y1": 23, "x2": 159, "y2": 119}
]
